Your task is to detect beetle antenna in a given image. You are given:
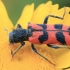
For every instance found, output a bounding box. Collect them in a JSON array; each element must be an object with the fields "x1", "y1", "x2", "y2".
[{"x1": 4, "y1": 28, "x2": 9, "y2": 36}]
